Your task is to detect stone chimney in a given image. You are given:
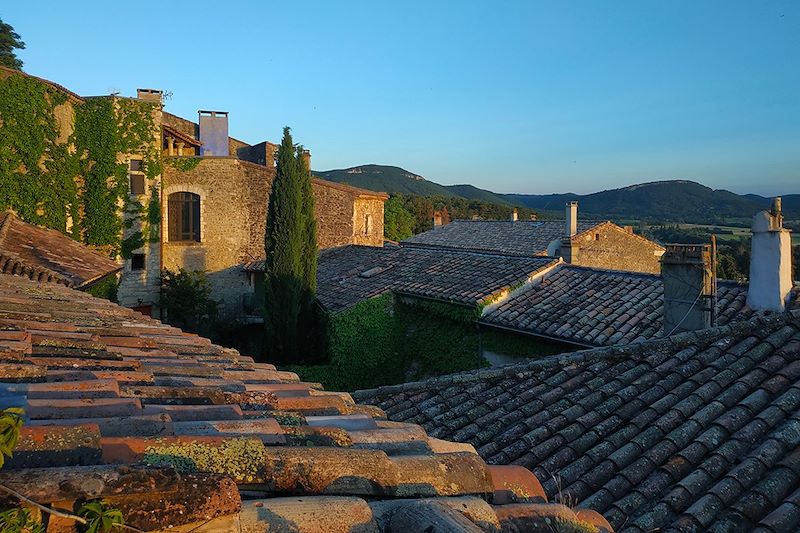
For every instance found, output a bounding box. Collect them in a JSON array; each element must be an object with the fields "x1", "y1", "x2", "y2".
[
  {"x1": 198, "y1": 110, "x2": 229, "y2": 156},
  {"x1": 747, "y1": 197, "x2": 793, "y2": 311},
  {"x1": 565, "y1": 201, "x2": 578, "y2": 237},
  {"x1": 137, "y1": 88, "x2": 163, "y2": 103},
  {"x1": 302, "y1": 149, "x2": 311, "y2": 170},
  {"x1": 662, "y1": 244, "x2": 714, "y2": 335},
  {"x1": 510, "y1": 208, "x2": 518, "y2": 222},
  {"x1": 433, "y1": 212, "x2": 443, "y2": 229}
]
